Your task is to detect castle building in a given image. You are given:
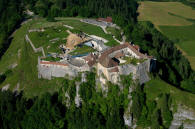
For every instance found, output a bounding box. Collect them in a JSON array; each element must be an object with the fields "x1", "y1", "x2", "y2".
[{"x1": 38, "y1": 42, "x2": 156, "y2": 84}]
